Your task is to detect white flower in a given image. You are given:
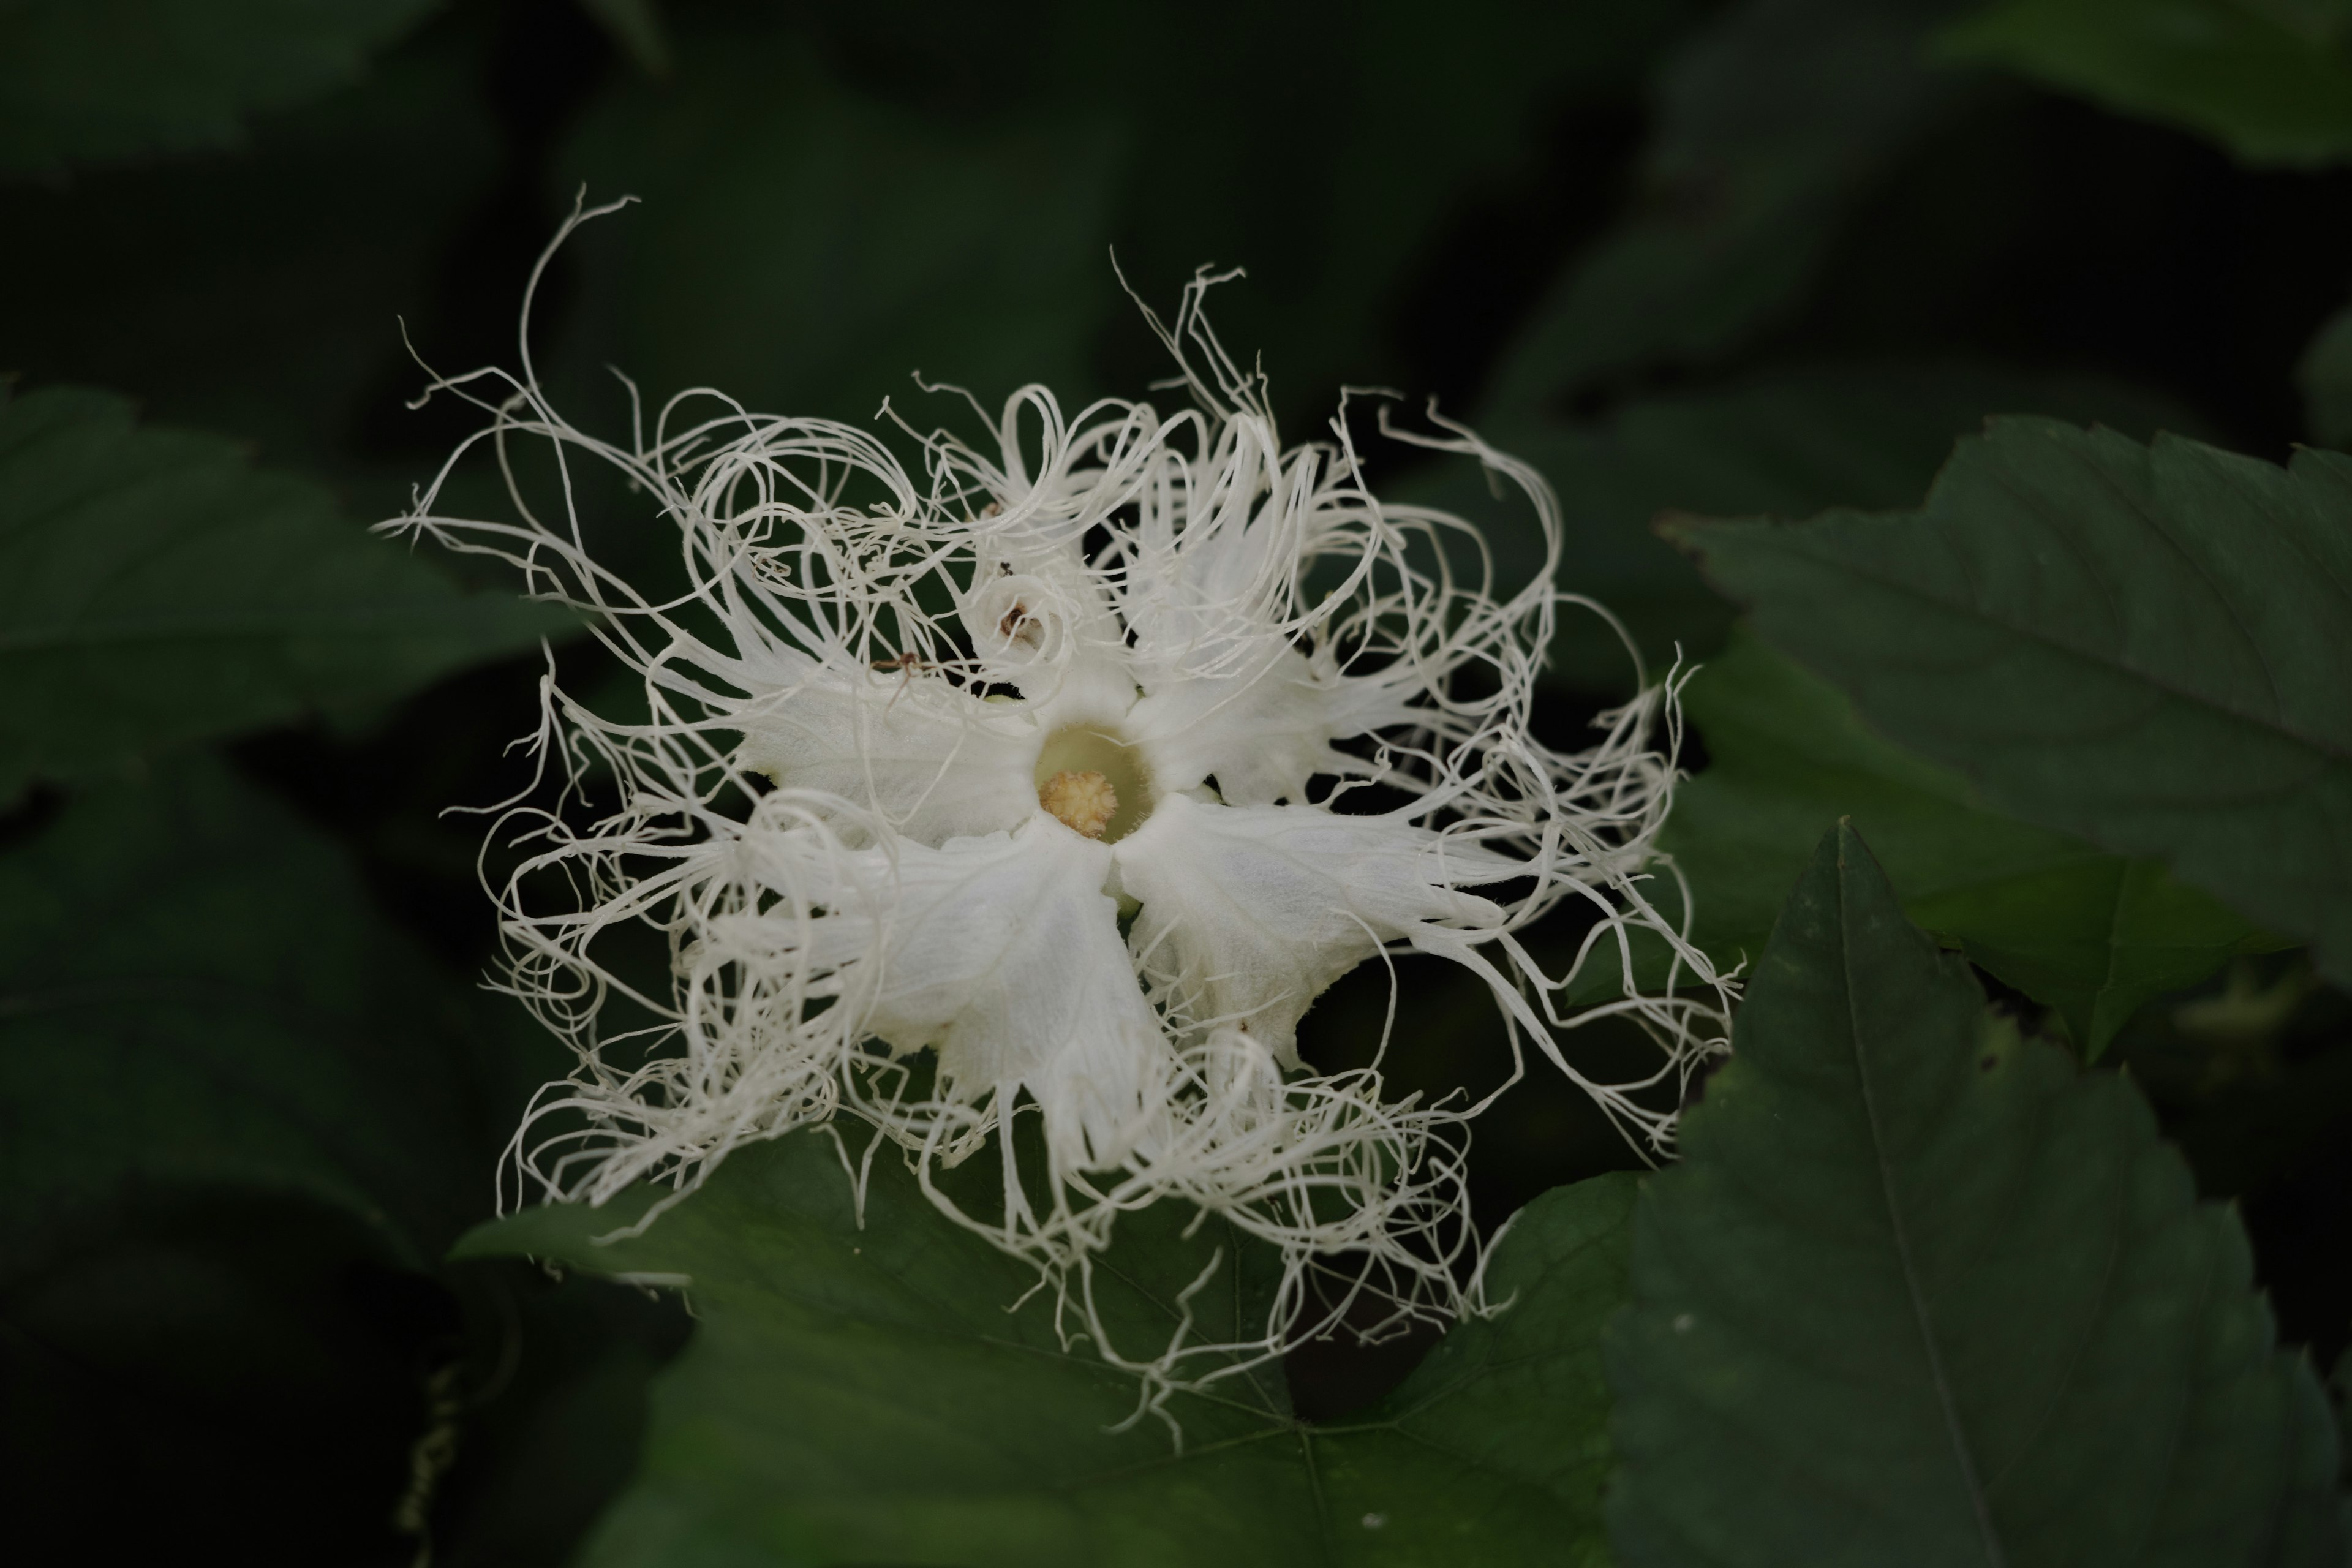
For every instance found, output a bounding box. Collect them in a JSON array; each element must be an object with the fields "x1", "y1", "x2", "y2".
[{"x1": 390, "y1": 200, "x2": 1731, "y2": 1395}]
